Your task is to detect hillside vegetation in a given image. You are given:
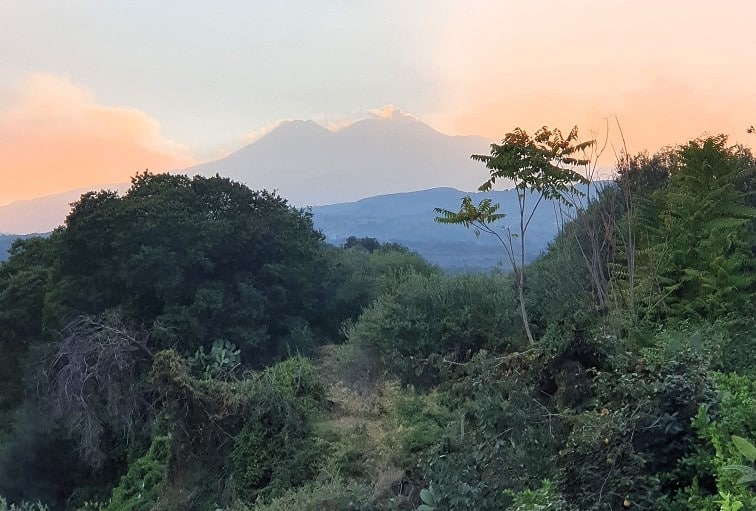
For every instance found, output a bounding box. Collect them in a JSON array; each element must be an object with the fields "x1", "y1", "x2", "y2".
[{"x1": 0, "y1": 132, "x2": 753, "y2": 511}]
